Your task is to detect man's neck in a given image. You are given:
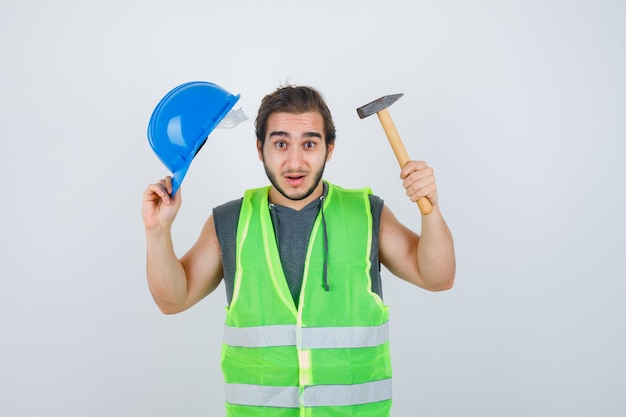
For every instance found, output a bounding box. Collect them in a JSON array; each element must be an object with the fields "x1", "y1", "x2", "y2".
[{"x1": 268, "y1": 181, "x2": 326, "y2": 211}]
